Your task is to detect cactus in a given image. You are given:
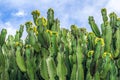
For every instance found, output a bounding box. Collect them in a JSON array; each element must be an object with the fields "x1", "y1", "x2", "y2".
[
  {"x1": 19, "y1": 25, "x2": 24, "y2": 38},
  {"x1": 31, "y1": 10, "x2": 40, "y2": 26},
  {"x1": 104, "y1": 22, "x2": 112, "y2": 52},
  {"x1": 0, "y1": 8, "x2": 120, "y2": 80},
  {"x1": 0, "y1": 29, "x2": 7, "y2": 46},
  {"x1": 47, "y1": 8, "x2": 54, "y2": 30},
  {"x1": 25, "y1": 45, "x2": 35, "y2": 80},
  {"x1": 101, "y1": 8, "x2": 108, "y2": 23},
  {"x1": 57, "y1": 52, "x2": 67, "y2": 80},
  {"x1": 46, "y1": 57, "x2": 57, "y2": 80},
  {"x1": 88, "y1": 16, "x2": 101, "y2": 37},
  {"x1": 15, "y1": 43, "x2": 26, "y2": 72}
]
